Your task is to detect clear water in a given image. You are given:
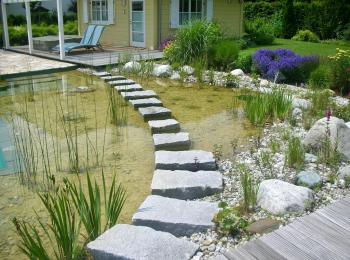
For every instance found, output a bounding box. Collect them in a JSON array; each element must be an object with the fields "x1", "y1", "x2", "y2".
[{"x1": 0, "y1": 149, "x2": 6, "y2": 170}]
